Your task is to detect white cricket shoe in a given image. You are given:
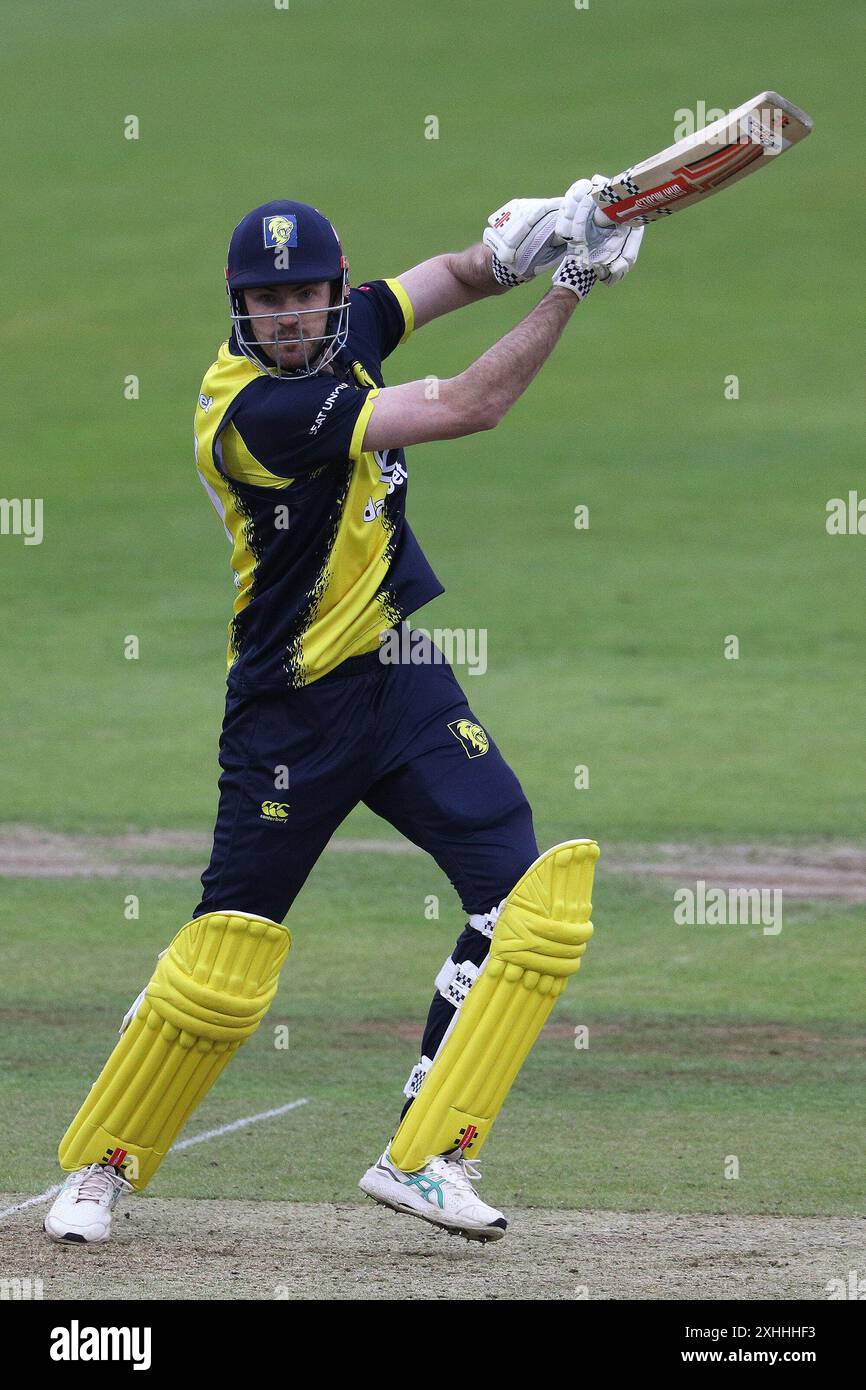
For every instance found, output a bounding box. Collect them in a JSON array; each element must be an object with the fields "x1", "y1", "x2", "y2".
[
  {"x1": 44, "y1": 1164, "x2": 133, "y2": 1244},
  {"x1": 359, "y1": 1147, "x2": 507, "y2": 1242}
]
